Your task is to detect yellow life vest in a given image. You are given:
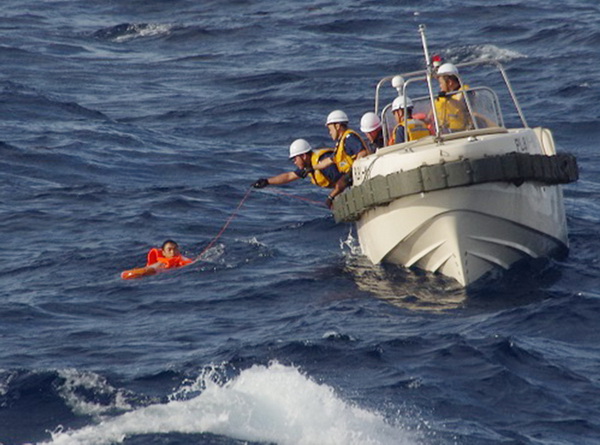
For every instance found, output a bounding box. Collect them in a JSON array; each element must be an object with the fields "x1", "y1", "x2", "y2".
[
  {"x1": 407, "y1": 119, "x2": 430, "y2": 141},
  {"x1": 434, "y1": 85, "x2": 471, "y2": 132},
  {"x1": 308, "y1": 148, "x2": 336, "y2": 188},
  {"x1": 389, "y1": 119, "x2": 430, "y2": 145},
  {"x1": 333, "y1": 129, "x2": 367, "y2": 174}
]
